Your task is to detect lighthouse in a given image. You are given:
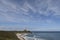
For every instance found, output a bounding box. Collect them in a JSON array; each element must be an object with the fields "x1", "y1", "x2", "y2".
[{"x1": 23, "y1": 27, "x2": 28, "y2": 31}]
